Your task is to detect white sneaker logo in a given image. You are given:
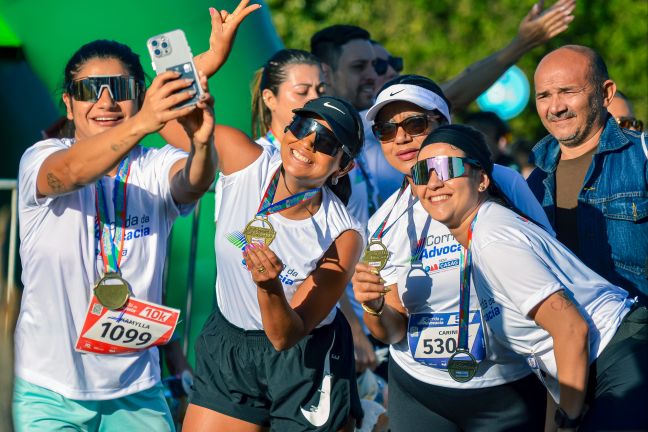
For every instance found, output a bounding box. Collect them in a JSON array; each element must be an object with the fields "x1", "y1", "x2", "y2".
[
  {"x1": 323, "y1": 101, "x2": 345, "y2": 115},
  {"x1": 300, "y1": 332, "x2": 336, "y2": 427}
]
